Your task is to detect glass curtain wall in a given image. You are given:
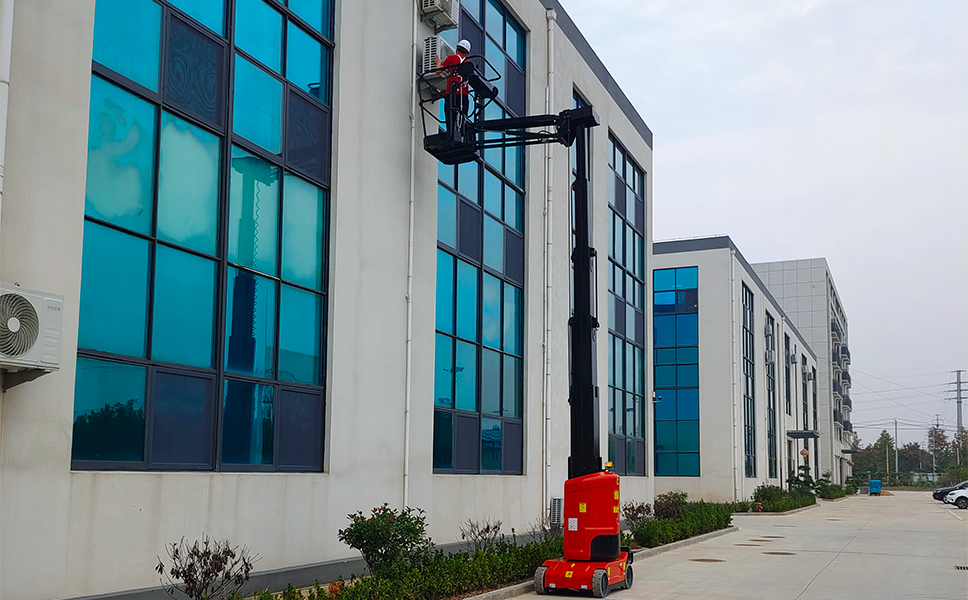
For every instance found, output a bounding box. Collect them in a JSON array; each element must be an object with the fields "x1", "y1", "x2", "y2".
[
  {"x1": 74, "y1": 0, "x2": 334, "y2": 472},
  {"x1": 766, "y1": 312, "x2": 777, "y2": 479},
  {"x1": 742, "y1": 284, "x2": 756, "y2": 478}
]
